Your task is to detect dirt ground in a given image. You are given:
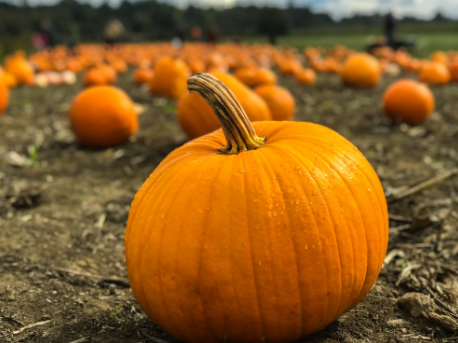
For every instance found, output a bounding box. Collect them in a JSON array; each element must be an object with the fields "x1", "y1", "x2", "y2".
[{"x1": 0, "y1": 71, "x2": 457, "y2": 343}]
